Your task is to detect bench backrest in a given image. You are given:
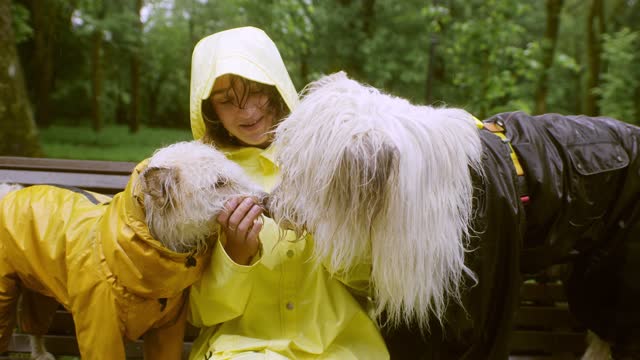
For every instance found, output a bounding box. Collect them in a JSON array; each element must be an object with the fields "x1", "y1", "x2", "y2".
[{"x1": 0, "y1": 156, "x2": 136, "y2": 195}]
